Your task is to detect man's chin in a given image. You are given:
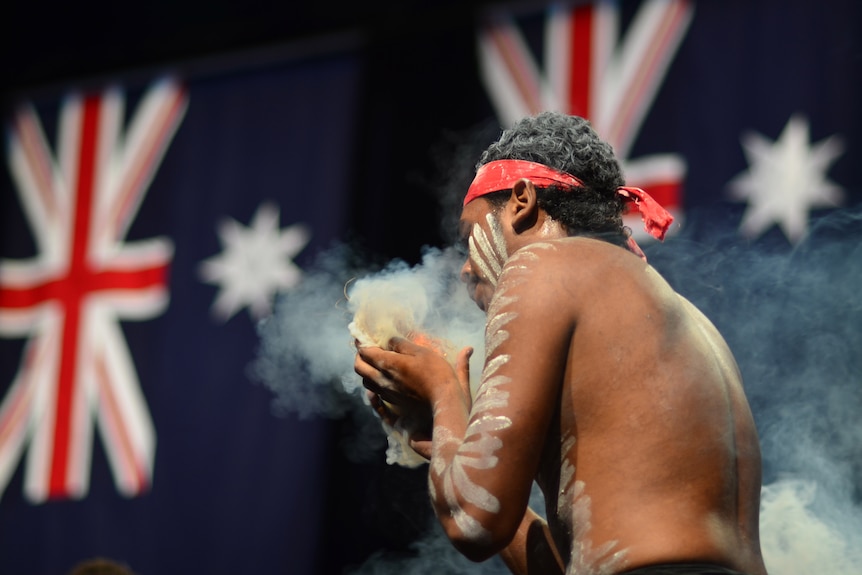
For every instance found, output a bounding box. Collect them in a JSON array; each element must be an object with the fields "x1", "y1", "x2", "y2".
[
  {"x1": 473, "y1": 294, "x2": 489, "y2": 313},
  {"x1": 466, "y1": 283, "x2": 491, "y2": 312},
  {"x1": 467, "y1": 289, "x2": 486, "y2": 312}
]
